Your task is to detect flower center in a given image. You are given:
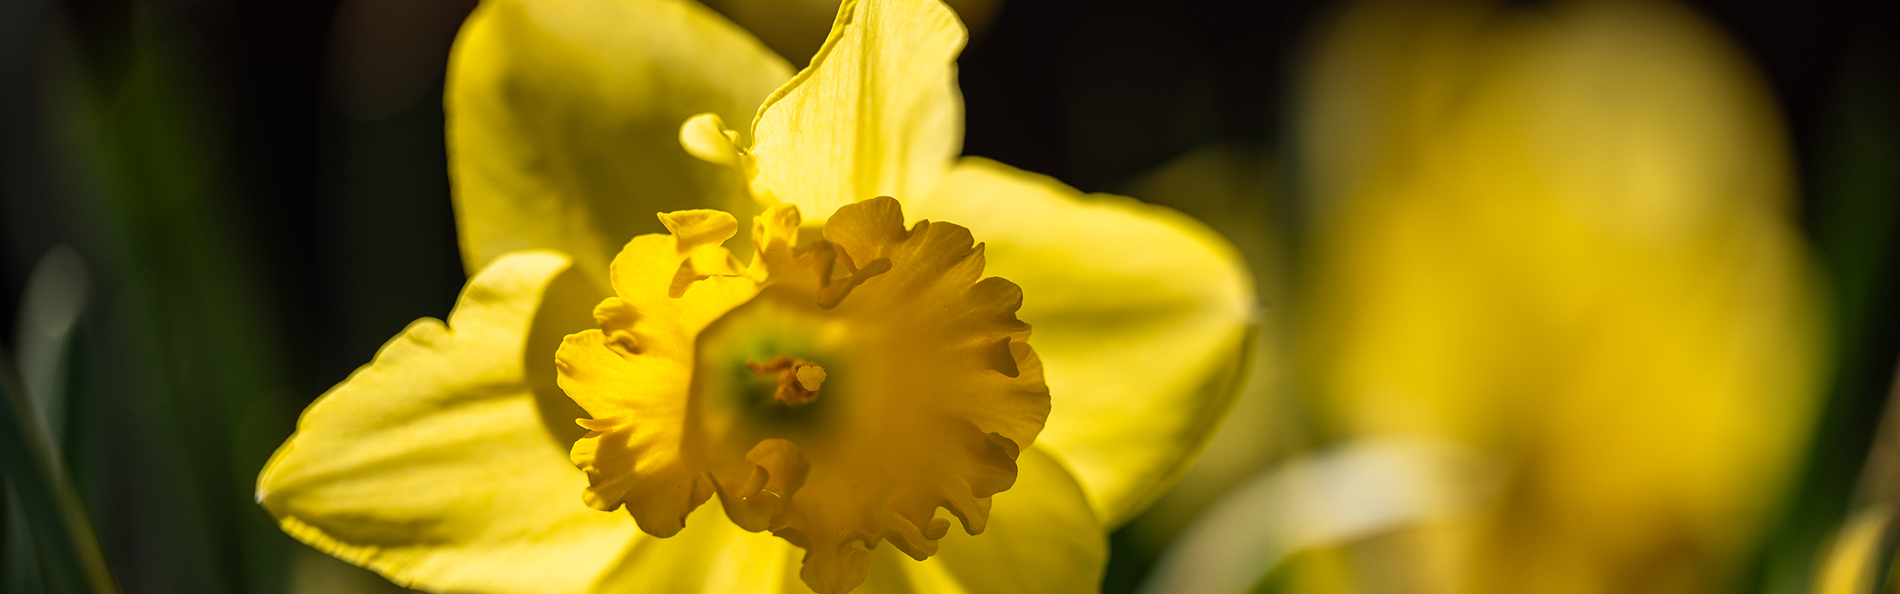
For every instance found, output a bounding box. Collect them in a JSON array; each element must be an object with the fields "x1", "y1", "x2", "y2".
[
  {"x1": 556, "y1": 198, "x2": 1050, "y2": 594},
  {"x1": 746, "y1": 355, "x2": 827, "y2": 406}
]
